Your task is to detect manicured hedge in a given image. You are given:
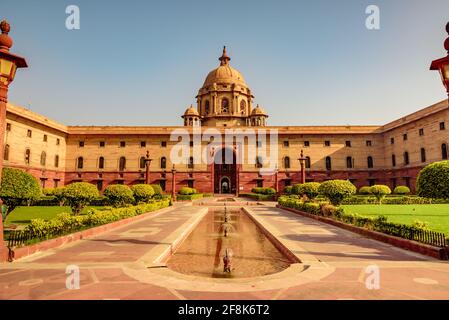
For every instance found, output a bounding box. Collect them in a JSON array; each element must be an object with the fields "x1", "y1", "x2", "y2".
[
  {"x1": 318, "y1": 180, "x2": 356, "y2": 205},
  {"x1": 63, "y1": 182, "x2": 100, "y2": 214},
  {"x1": 179, "y1": 187, "x2": 197, "y2": 195},
  {"x1": 340, "y1": 195, "x2": 449, "y2": 205},
  {"x1": 240, "y1": 193, "x2": 275, "y2": 201},
  {"x1": 177, "y1": 194, "x2": 204, "y2": 201},
  {"x1": 104, "y1": 184, "x2": 134, "y2": 207},
  {"x1": 417, "y1": 161, "x2": 449, "y2": 199},
  {"x1": 370, "y1": 185, "x2": 392, "y2": 203},
  {"x1": 283, "y1": 186, "x2": 293, "y2": 195},
  {"x1": 251, "y1": 187, "x2": 276, "y2": 195},
  {"x1": 131, "y1": 184, "x2": 155, "y2": 203},
  {"x1": 358, "y1": 186, "x2": 372, "y2": 195},
  {"x1": 150, "y1": 184, "x2": 163, "y2": 196},
  {"x1": 23, "y1": 199, "x2": 171, "y2": 245},
  {"x1": 393, "y1": 186, "x2": 410, "y2": 195}
]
